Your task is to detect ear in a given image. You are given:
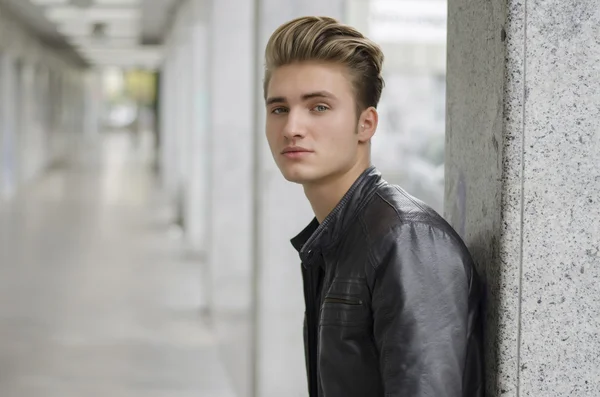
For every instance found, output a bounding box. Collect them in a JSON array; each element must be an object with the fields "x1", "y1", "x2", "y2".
[{"x1": 357, "y1": 107, "x2": 378, "y2": 143}]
